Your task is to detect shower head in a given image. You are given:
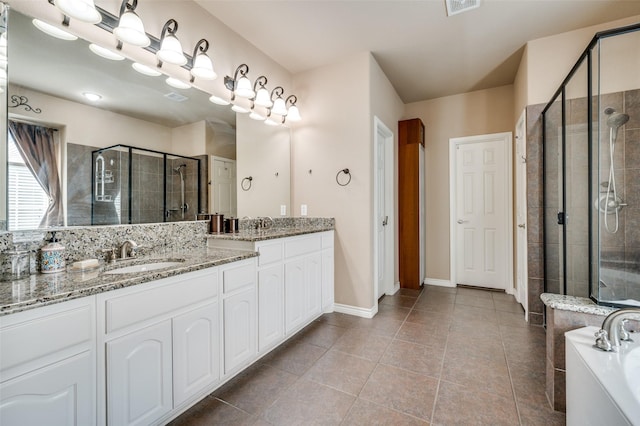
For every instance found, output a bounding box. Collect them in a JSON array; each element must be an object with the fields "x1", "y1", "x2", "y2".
[
  {"x1": 607, "y1": 112, "x2": 630, "y2": 129},
  {"x1": 173, "y1": 164, "x2": 186, "y2": 173}
]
